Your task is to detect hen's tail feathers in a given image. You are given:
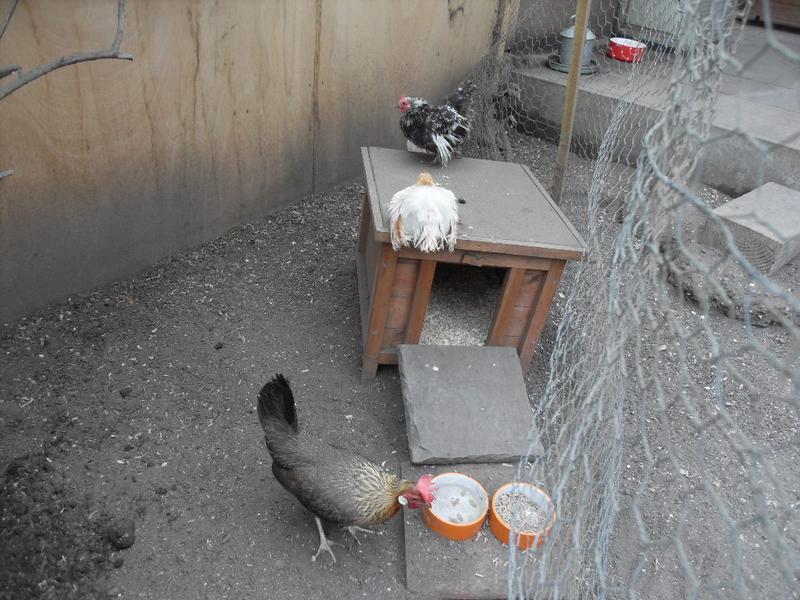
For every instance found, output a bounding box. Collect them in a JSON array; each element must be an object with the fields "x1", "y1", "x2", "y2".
[
  {"x1": 257, "y1": 374, "x2": 298, "y2": 433},
  {"x1": 446, "y1": 215, "x2": 458, "y2": 252},
  {"x1": 443, "y1": 79, "x2": 478, "y2": 117},
  {"x1": 390, "y1": 213, "x2": 408, "y2": 251},
  {"x1": 414, "y1": 225, "x2": 443, "y2": 253}
]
